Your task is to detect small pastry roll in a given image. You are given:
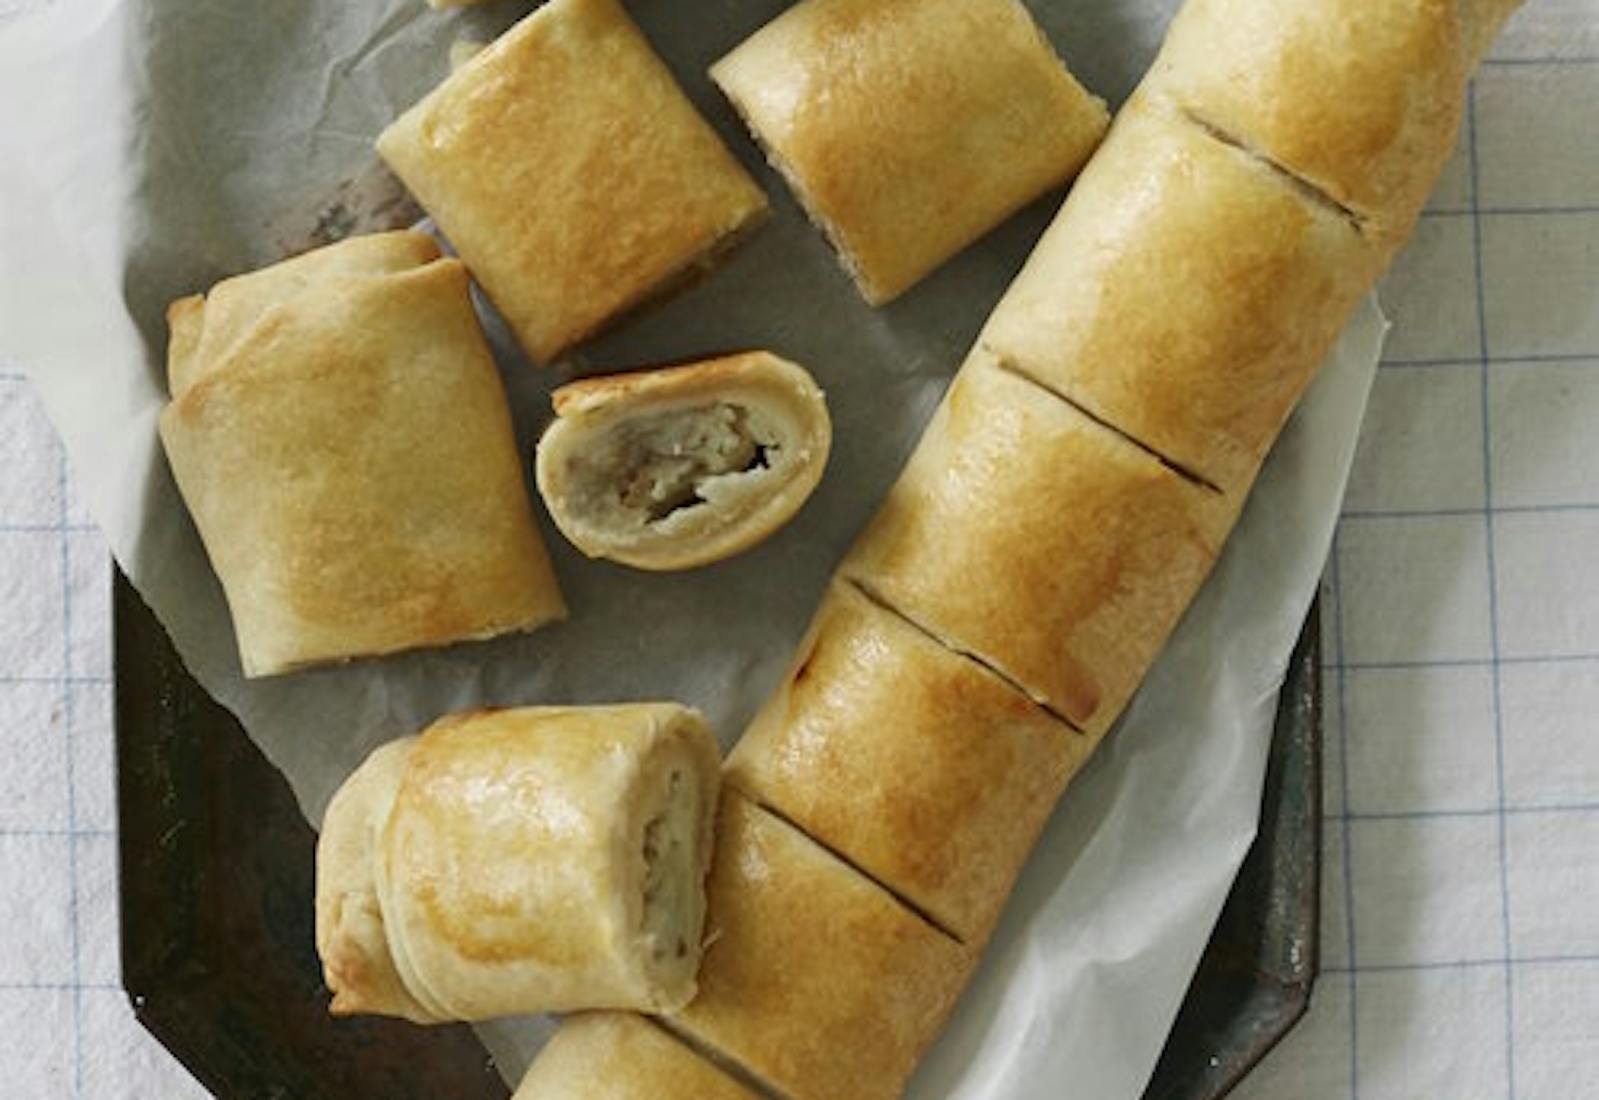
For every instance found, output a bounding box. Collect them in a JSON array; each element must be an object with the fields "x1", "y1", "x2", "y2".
[
  {"x1": 667, "y1": 793, "x2": 973, "y2": 1100},
  {"x1": 316, "y1": 704, "x2": 722, "y2": 1021},
  {"x1": 159, "y1": 232, "x2": 565, "y2": 678},
  {"x1": 841, "y1": 351, "x2": 1235, "y2": 738},
  {"x1": 535, "y1": 352, "x2": 831, "y2": 571},
  {"x1": 1142, "y1": 0, "x2": 1470, "y2": 228},
  {"x1": 377, "y1": 0, "x2": 768, "y2": 364},
  {"x1": 513, "y1": 1014, "x2": 759, "y2": 1100},
  {"x1": 711, "y1": 0, "x2": 1107, "y2": 305},
  {"x1": 979, "y1": 98, "x2": 1380, "y2": 492},
  {"x1": 727, "y1": 581, "x2": 1089, "y2": 944}
]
